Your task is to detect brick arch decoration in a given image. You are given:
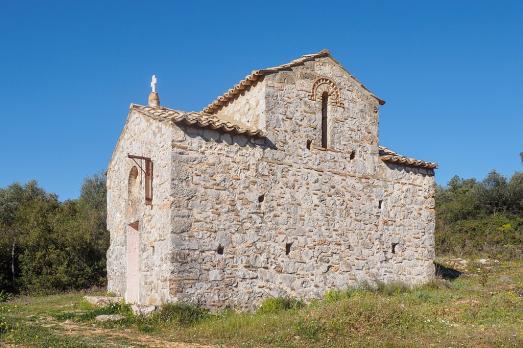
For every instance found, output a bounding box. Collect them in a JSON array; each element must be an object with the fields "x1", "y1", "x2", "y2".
[{"x1": 309, "y1": 77, "x2": 344, "y2": 107}]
